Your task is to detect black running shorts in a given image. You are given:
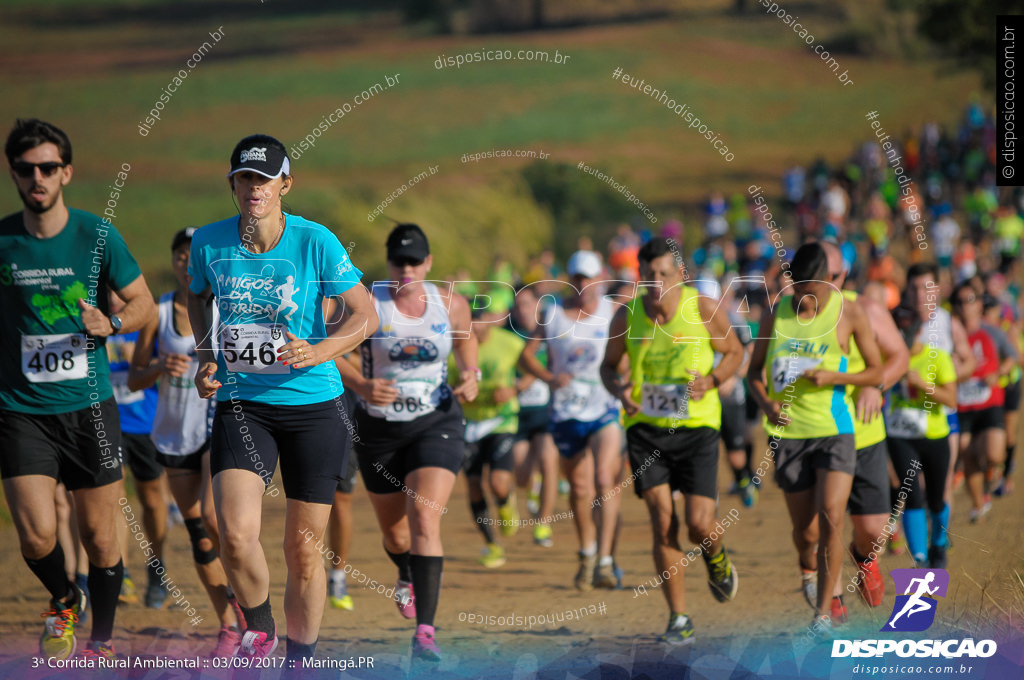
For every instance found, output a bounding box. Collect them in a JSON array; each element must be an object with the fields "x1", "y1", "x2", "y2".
[
  {"x1": 1005, "y1": 380, "x2": 1021, "y2": 412},
  {"x1": 848, "y1": 440, "x2": 891, "y2": 515},
  {"x1": 772, "y1": 434, "x2": 856, "y2": 493},
  {"x1": 0, "y1": 398, "x2": 123, "y2": 491},
  {"x1": 211, "y1": 397, "x2": 351, "y2": 505},
  {"x1": 121, "y1": 432, "x2": 165, "y2": 483},
  {"x1": 625, "y1": 423, "x2": 720, "y2": 499},
  {"x1": 958, "y1": 407, "x2": 1005, "y2": 436},
  {"x1": 155, "y1": 439, "x2": 209, "y2": 473},
  {"x1": 354, "y1": 398, "x2": 465, "y2": 495},
  {"x1": 464, "y1": 432, "x2": 516, "y2": 476},
  {"x1": 515, "y1": 406, "x2": 550, "y2": 442}
]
